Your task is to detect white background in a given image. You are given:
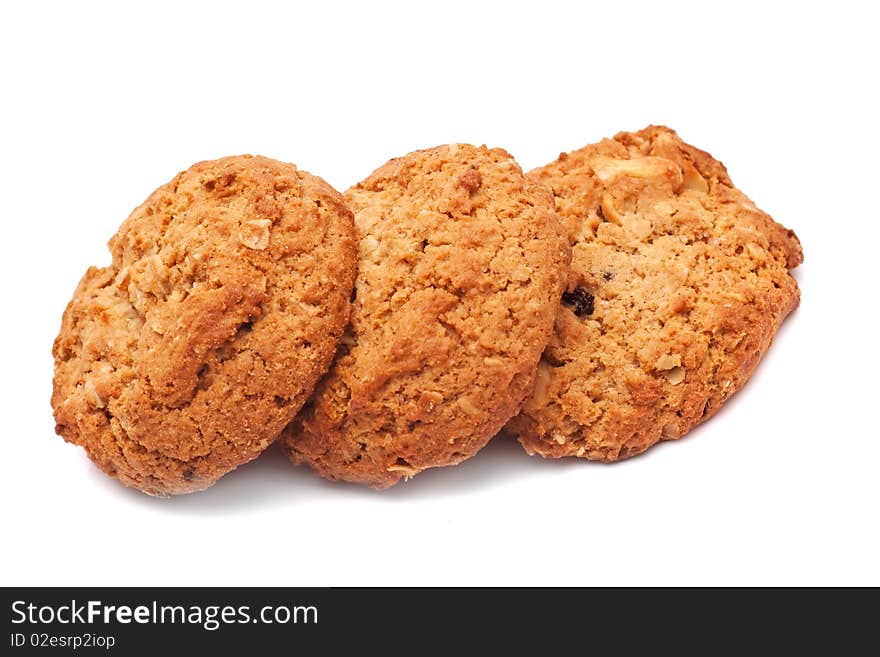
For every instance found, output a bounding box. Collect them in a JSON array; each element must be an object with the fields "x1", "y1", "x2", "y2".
[{"x1": 2, "y1": 1, "x2": 877, "y2": 586}]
